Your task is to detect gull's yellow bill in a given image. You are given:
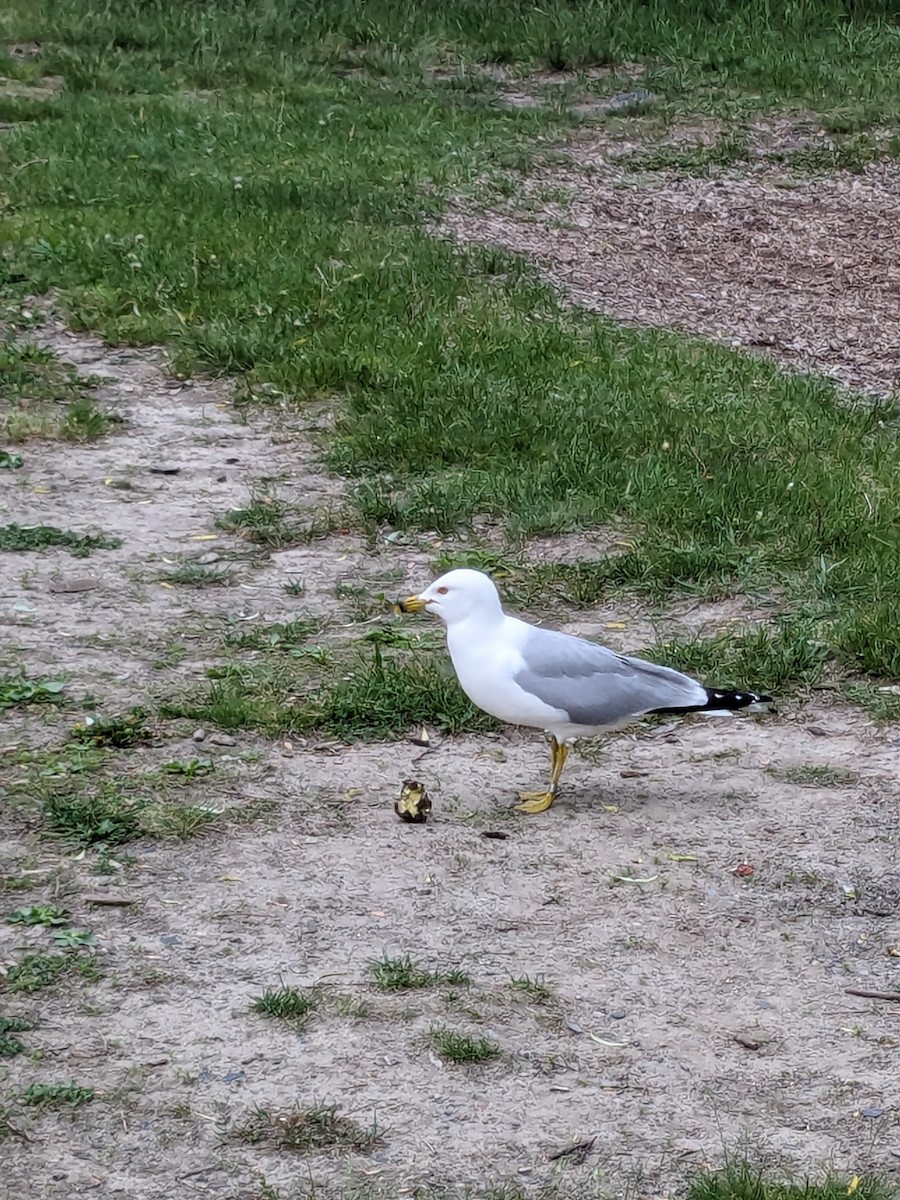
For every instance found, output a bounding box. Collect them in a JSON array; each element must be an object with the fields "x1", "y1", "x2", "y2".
[{"x1": 395, "y1": 594, "x2": 427, "y2": 614}]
